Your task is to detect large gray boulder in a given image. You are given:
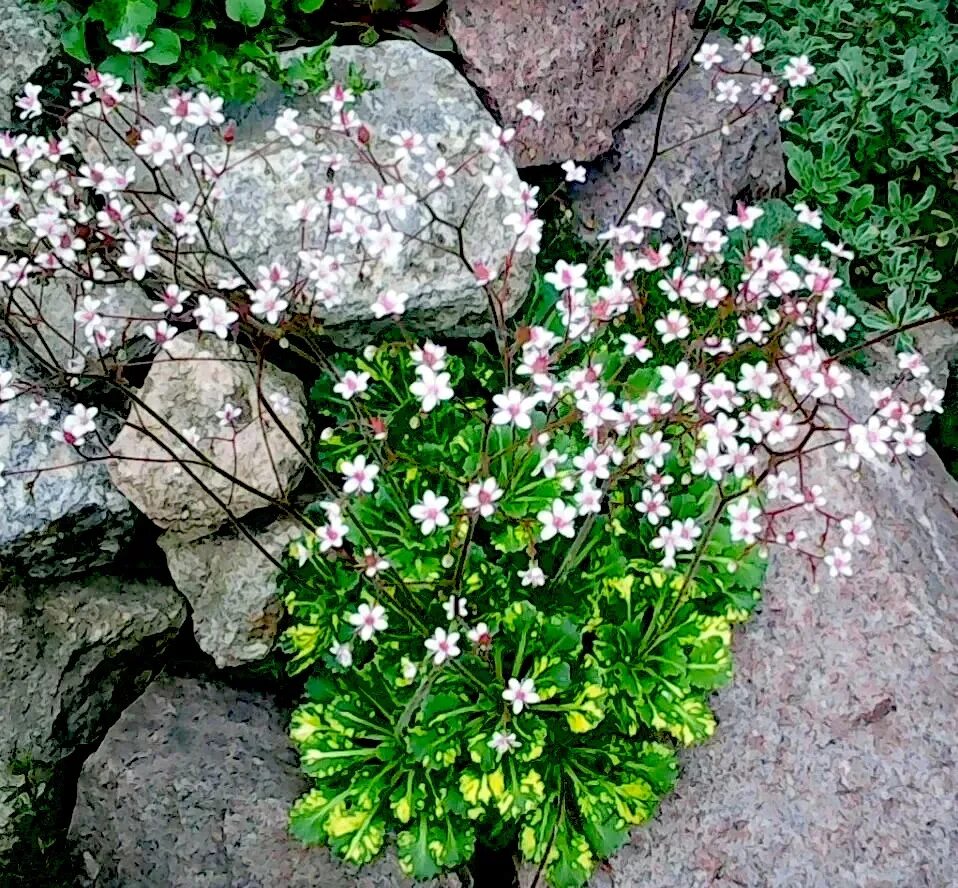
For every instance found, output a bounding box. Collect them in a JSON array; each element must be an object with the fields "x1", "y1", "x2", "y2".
[
  {"x1": 70, "y1": 41, "x2": 532, "y2": 341},
  {"x1": 0, "y1": 575, "x2": 186, "y2": 855},
  {"x1": 586, "y1": 380, "x2": 957, "y2": 885},
  {"x1": 108, "y1": 331, "x2": 309, "y2": 539},
  {"x1": 160, "y1": 518, "x2": 303, "y2": 668},
  {"x1": 447, "y1": 0, "x2": 697, "y2": 167},
  {"x1": 0, "y1": 338, "x2": 135, "y2": 579},
  {"x1": 0, "y1": 1, "x2": 60, "y2": 128},
  {"x1": 70, "y1": 676, "x2": 461, "y2": 888},
  {"x1": 573, "y1": 35, "x2": 785, "y2": 235}
]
